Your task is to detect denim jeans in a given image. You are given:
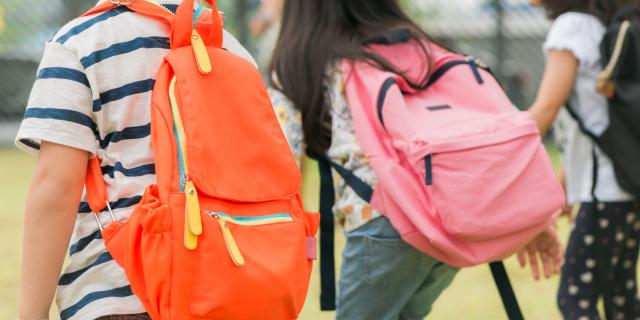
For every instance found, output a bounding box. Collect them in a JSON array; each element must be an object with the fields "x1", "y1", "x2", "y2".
[{"x1": 336, "y1": 216, "x2": 458, "y2": 320}]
